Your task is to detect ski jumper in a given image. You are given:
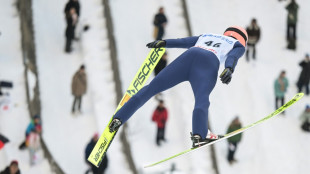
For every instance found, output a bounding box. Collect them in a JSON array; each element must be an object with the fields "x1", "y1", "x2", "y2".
[{"x1": 113, "y1": 33, "x2": 245, "y2": 138}]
